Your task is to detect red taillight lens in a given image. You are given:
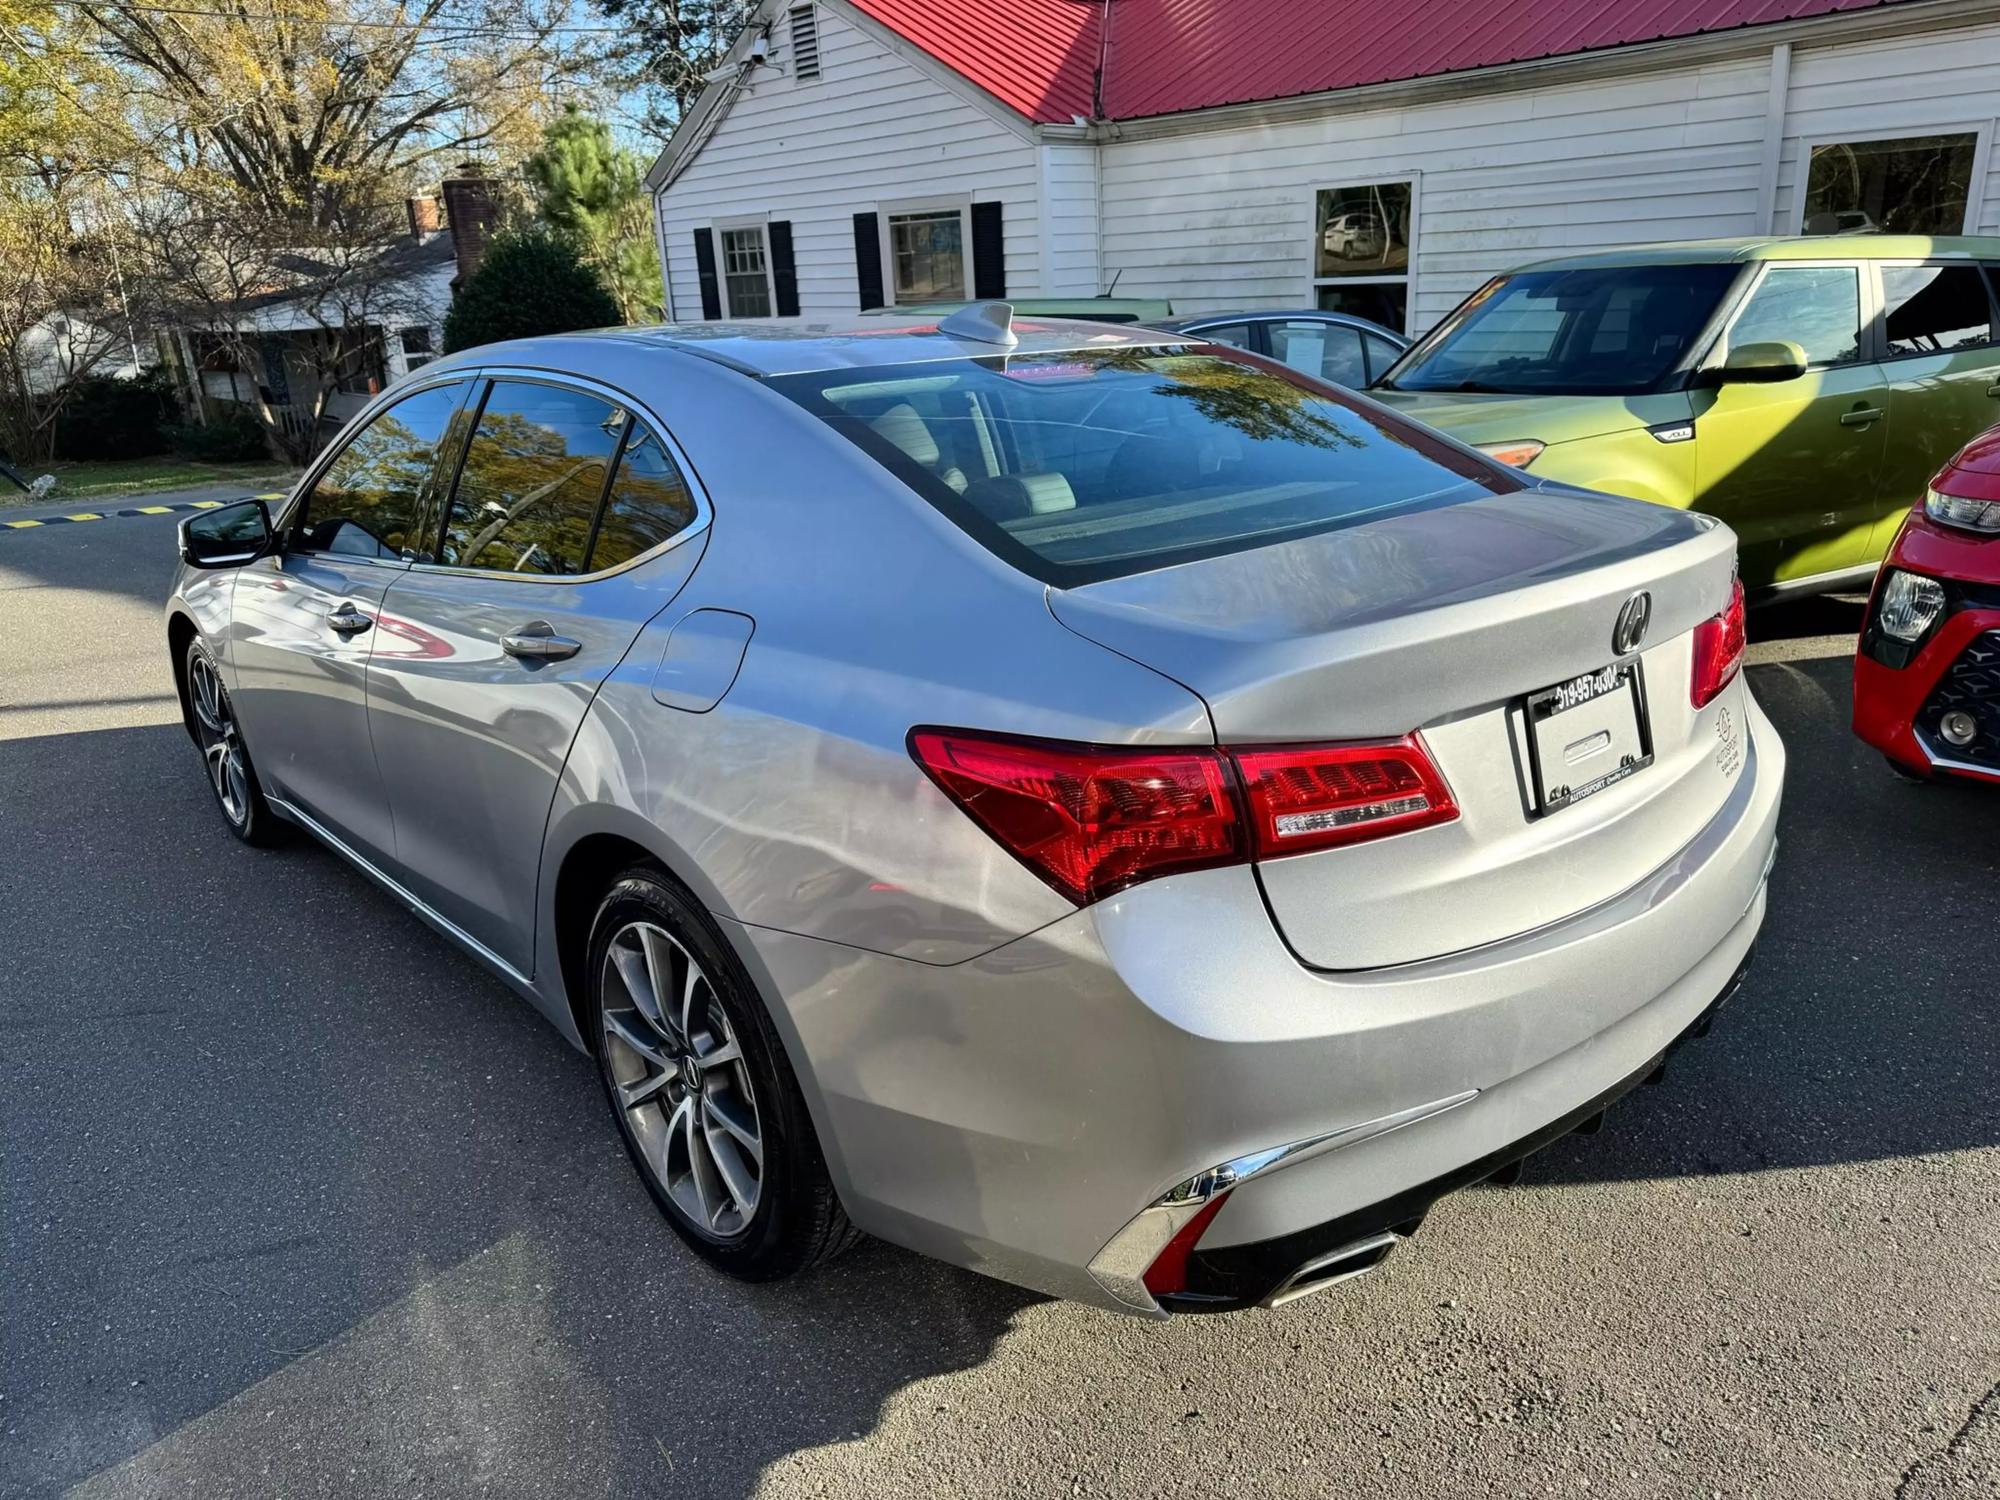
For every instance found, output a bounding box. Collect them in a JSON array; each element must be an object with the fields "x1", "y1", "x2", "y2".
[
  {"x1": 911, "y1": 729, "x2": 1460, "y2": 904},
  {"x1": 1233, "y1": 737, "x2": 1458, "y2": 857},
  {"x1": 1690, "y1": 577, "x2": 1746, "y2": 709},
  {"x1": 908, "y1": 730, "x2": 1244, "y2": 904}
]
